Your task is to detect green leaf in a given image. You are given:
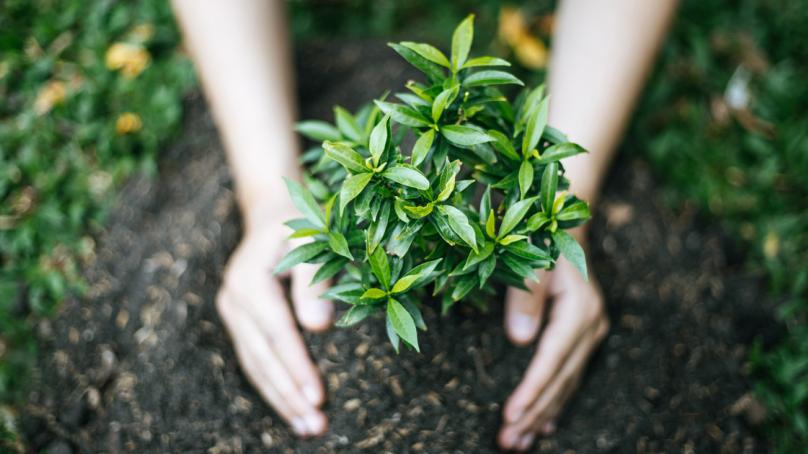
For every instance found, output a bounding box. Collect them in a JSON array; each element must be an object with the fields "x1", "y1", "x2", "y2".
[
  {"x1": 369, "y1": 114, "x2": 390, "y2": 167},
  {"x1": 505, "y1": 240, "x2": 552, "y2": 262},
  {"x1": 485, "y1": 209, "x2": 496, "y2": 238},
  {"x1": 320, "y1": 282, "x2": 363, "y2": 303},
  {"x1": 478, "y1": 254, "x2": 497, "y2": 287},
  {"x1": 388, "y1": 299, "x2": 419, "y2": 352},
  {"x1": 403, "y1": 203, "x2": 434, "y2": 218},
  {"x1": 385, "y1": 318, "x2": 401, "y2": 353},
  {"x1": 323, "y1": 194, "x2": 336, "y2": 228},
  {"x1": 289, "y1": 228, "x2": 321, "y2": 239},
  {"x1": 499, "y1": 234, "x2": 527, "y2": 245},
  {"x1": 283, "y1": 178, "x2": 326, "y2": 230},
  {"x1": 436, "y1": 160, "x2": 460, "y2": 203},
  {"x1": 400, "y1": 41, "x2": 450, "y2": 68},
  {"x1": 451, "y1": 274, "x2": 478, "y2": 301},
  {"x1": 411, "y1": 129, "x2": 436, "y2": 167},
  {"x1": 487, "y1": 130, "x2": 521, "y2": 161},
  {"x1": 462, "y1": 56, "x2": 511, "y2": 68},
  {"x1": 440, "y1": 124, "x2": 494, "y2": 147},
  {"x1": 387, "y1": 221, "x2": 422, "y2": 257},
  {"x1": 518, "y1": 159, "x2": 534, "y2": 199},
  {"x1": 383, "y1": 165, "x2": 430, "y2": 190},
  {"x1": 392, "y1": 258, "x2": 442, "y2": 293},
  {"x1": 390, "y1": 274, "x2": 419, "y2": 294},
  {"x1": 543, "y1": 126, "x2": 569, "y2": 145},
  {"x1": 296, "y1": 121, "x2": 341, "y2": 141},
  {"x1": 400, "y1": 300, "x2": 427, "y2": 331},
  {"x1": 336, "y1": 305, "x2": 375, "y2": 327},
  {"x1": 526, "y1": 211, "x2": 551, "y2": 231},
  {"x1": 367, "y1": 202, "x2": 391, "y2": 254},
  {"x1": 369, "y1": 245, "x2": 391, "y2": 289},
  {"x1": 339, "y1": 172, "x2": 374, "y2": 215},
  {"x1": 537, "y1": 142, "x2": 586, "y2": 164},
  {"x1": 327, "y1": 231, "x2": 353, "y2": 259},
  {"x1": 394, "y1": 198, "x2": 410, "y2": 222},
  {"x1": 522, "y1": 96, "x2": 549, "y2": 155},
  {"x1": 463, "y1": 240, "x2": 494, "y2": 270},
  {"x1": 334, "y1": 106, "x2": 363, "y2": 143},
  {"x1": 541, "y1": 162, "x2": 558, "y2": 213},
  {"x1": 553, "y1": 230, "x2": 588, "y2": 281},
  {"x1": 374, "y1": 100, "x2": 431, "y2": 128},
  {"x1": 285, "y1": 218, "x2": 320, "y2": 231},
  {"x1": 463, "y1": 70, "x2": 524, "y2": 88},
  {"x1": 552, "y1": 192, "x2": 567, "y2": 215},
  {"x1": 311, "y1": 257, "x2": 346, "y2": 285},
  {"x1": 516, "y1": 85, "x2": 545, "y2": 136},
  {"x1": 479, "y1": 186, "x2": 491, "y2": 224},
  {"x1": 439, "y1": 206, "x2": 478, "y2": 252},
  {"x1": 432, "y1": 85, "x2": 459, "y2": 123},
  {"x1": 361, "y1": 288, "x2": 388, "y2": 299},
  {"x1": 451, "y1": 14, "x2": 475, "y2": 71},
  {"x1": 273, "y1": 241, "x2": 328, "y2": 275},
  {"x1": 397, "y1": 93, "x2": 431, "y2": 109},
  {"x1": 501, "y1": 253, "x2": 540, "y2": 283},
  {"x1": 388, "y1": 43, "x2": 446, "y2": 82},
  {"x1": 323, "y1": 141, "x2": 368, "y2": 173},
  {"x1": 557, "y1": 200, "x2": 591, "y2": 222},
  {"x1": 499, "y1": 197, "x2": 538, "y2": 238}
]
